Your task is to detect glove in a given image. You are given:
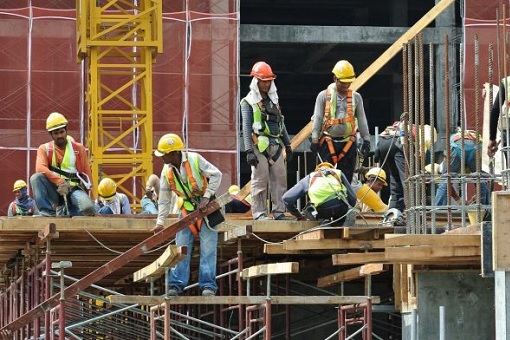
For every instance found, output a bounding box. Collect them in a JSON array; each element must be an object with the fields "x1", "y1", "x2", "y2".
[
  {"x1": 285, "y1": 145, "x2": 293, "y2": 162},
  {"x1": 310, "y1": 142, "x2": 320, "y2": 154},
  {"x1": 57, "y1": 181, "x2": 71, "y2": 196},
  {"x1": 246, "y1": 150, "x2": 259, "y2": 167},
  {"x1": 361, "y1": 140, "x2": 371, "y2": 159}
]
